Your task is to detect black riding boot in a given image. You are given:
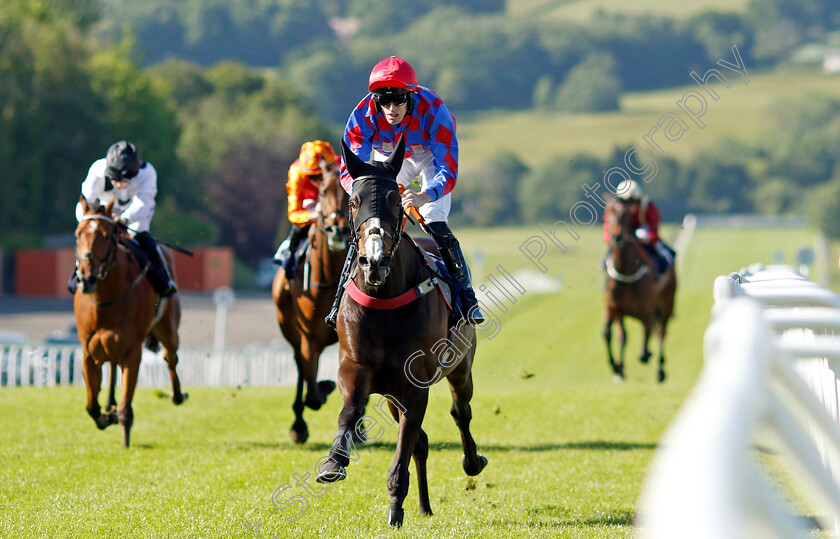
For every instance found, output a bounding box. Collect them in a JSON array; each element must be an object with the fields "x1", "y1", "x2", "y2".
[
  {"x1": 426, "y1": 222, "x2": 485, "y2": 325},
  {"x1": 136, "y1": 232, "x2": 177, "y2": 297},
  {"x1": 324, "y1": 243, "x2": 357, "y2": 329},
  {"x1": 277, "y1": 225, "x2": 310, "y2": 279}
]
